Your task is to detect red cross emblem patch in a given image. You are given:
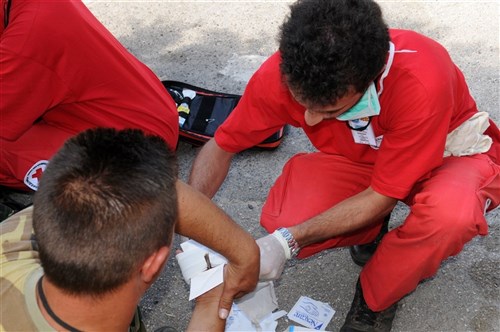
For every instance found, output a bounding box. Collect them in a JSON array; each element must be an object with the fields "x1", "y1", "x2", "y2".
[{"x1": 23, "y1": 160, "x2": 49, "y2": 191}]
